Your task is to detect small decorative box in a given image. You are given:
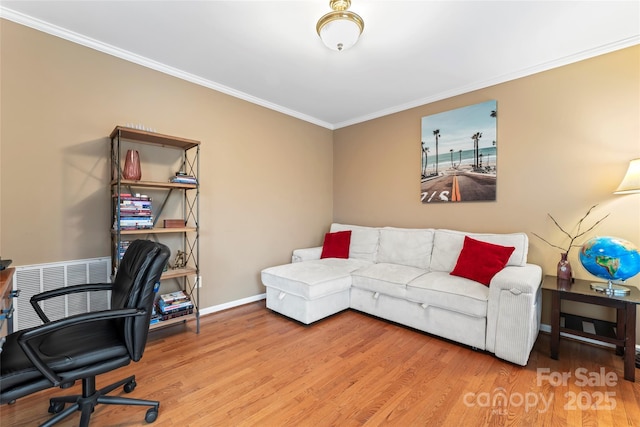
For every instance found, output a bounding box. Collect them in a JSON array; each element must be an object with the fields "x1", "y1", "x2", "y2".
[{"x1": 163, "y1": 219, "x2": 186, "y2": 228}]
